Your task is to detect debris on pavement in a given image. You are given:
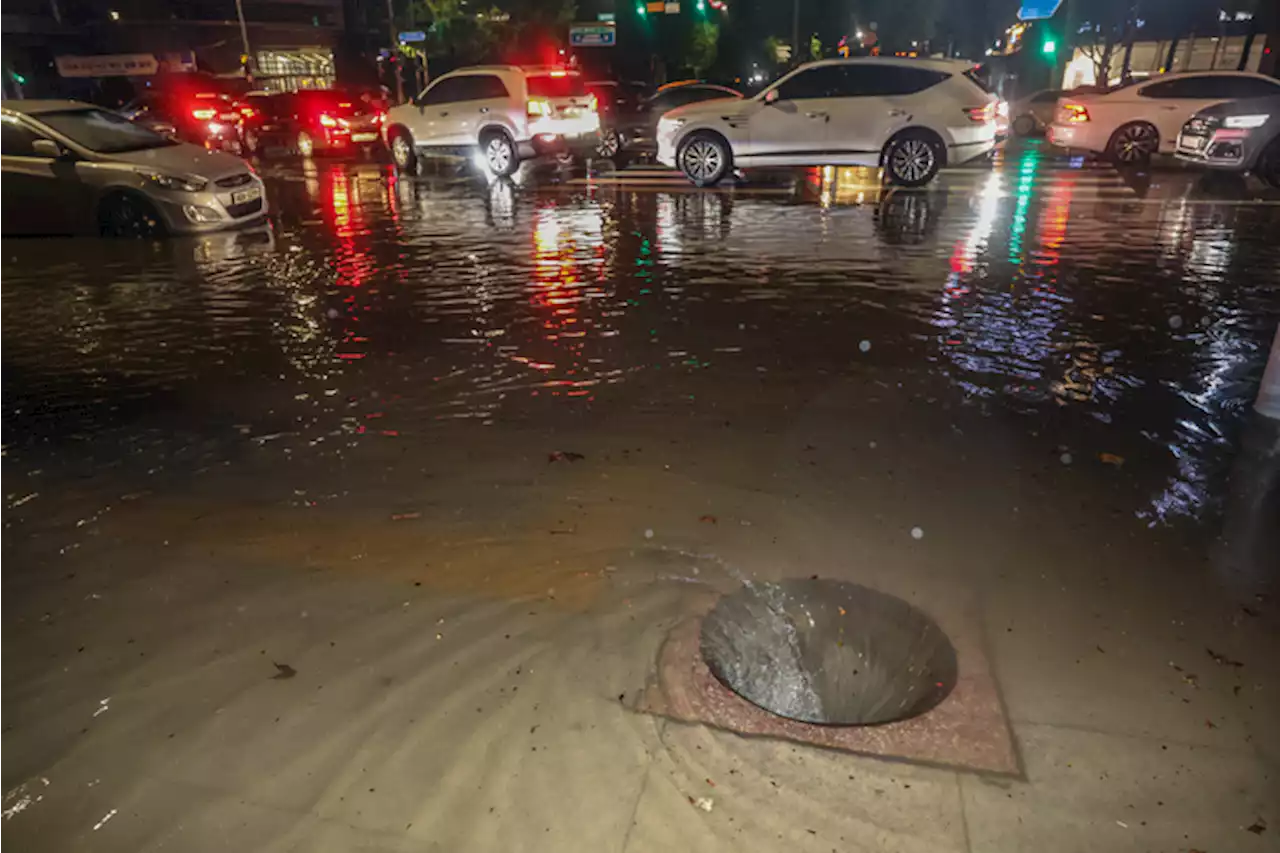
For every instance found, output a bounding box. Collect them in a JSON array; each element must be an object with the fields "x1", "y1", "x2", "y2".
[
  {"x1": 689, "y1": 796, "x2": 714, "y2": 812},
  {"x1": 1206, "y1": 648, "x2": 1243, "y2": 668},
  {"x1": 391, "y1": 512, "x2": 421, "y2": 521},
  {"x1": 1246, "y1": 819, "x2": 1266, "y2": 835},
  {"x1": 910, "y1": 527, "x2": 924, "y2": 540},
  {"x1": 698, "y1": 515, "x2": 717, "y2": 524},
  {"x1": 271, "y1": 662, "x2": 297, "y2": 680},
  {"x1": 548, "y1": 451, "x2": 585, "y2": 463},
  {"x1": 1099, "y1": 452, "x2": 1125, "y2": 467}
]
